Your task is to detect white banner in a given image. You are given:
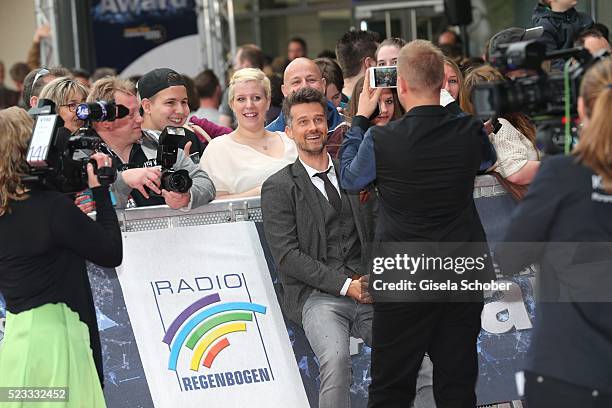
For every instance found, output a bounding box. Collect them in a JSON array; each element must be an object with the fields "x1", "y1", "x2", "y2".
[{"x1": 116, "y1": 222, "x2": 309, "y2": 408}]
